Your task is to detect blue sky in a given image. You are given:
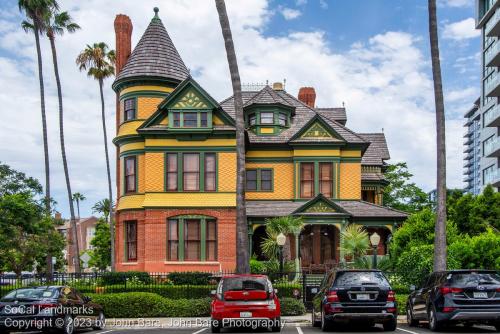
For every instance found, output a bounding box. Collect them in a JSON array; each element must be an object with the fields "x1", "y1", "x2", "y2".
[{"x1": 0, "y1": 0, "x2": 480, "y2": 218}]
